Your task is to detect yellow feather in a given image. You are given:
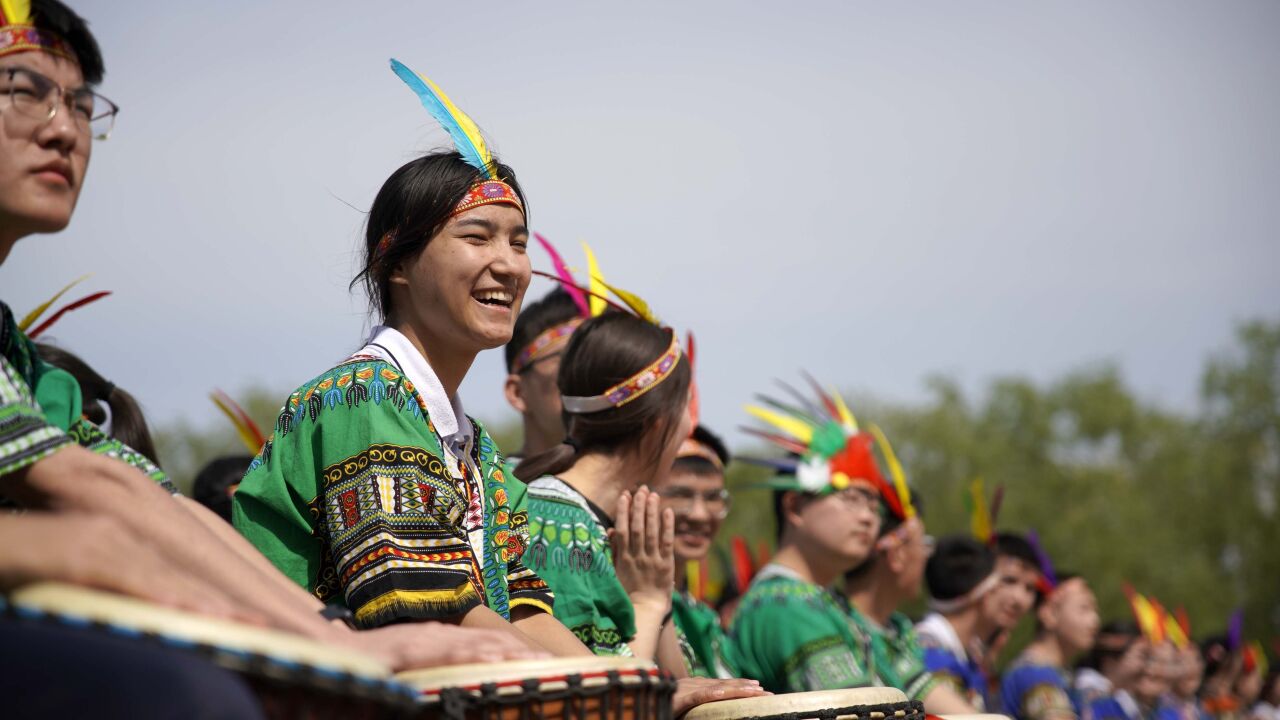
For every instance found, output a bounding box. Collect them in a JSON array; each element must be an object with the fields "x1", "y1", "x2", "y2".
[
  {"x1": 1, "y1": 0, "x2": 32, "y2": 24},
  {"x1": 416, "y1": 72, "x2": 493, "y2": 176},
  {"x1": 19, "y1": 274, "x2": 90, "y2": 332},
  {"x1": 601, "y1": 281, "x2": 658, "y2": 325},
  {"x1": 582, "y1": 242, "x2": 608, "y2": 317},
  {"x1": 745, "y1": 405, "x2": 814, "y2": 444},
  {"x1": 969, "y1": 476, "x2": 992, "y2": 543},
  {"x1": 830, "y1": 388, "x2": 858, "y2": 432},
  {"x1": 211, "y1": 394, "x2": 262, "y2": 455},
  {"x1": 870, "y1": 424, "x2": 915, "y2": 518}
]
